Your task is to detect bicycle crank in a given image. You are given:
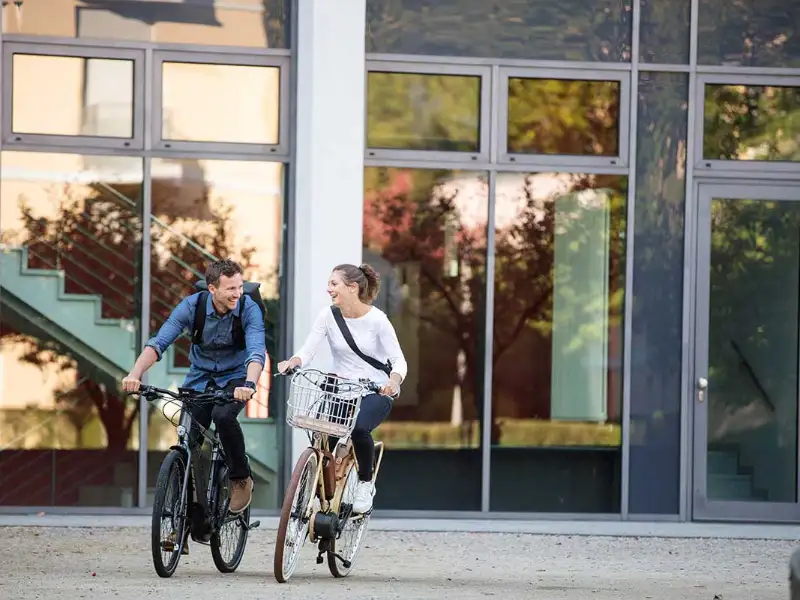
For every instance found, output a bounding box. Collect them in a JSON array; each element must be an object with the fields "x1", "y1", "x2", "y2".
[{"x1": 315, "y1": 539, "x2": 351, "y2": 567}]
